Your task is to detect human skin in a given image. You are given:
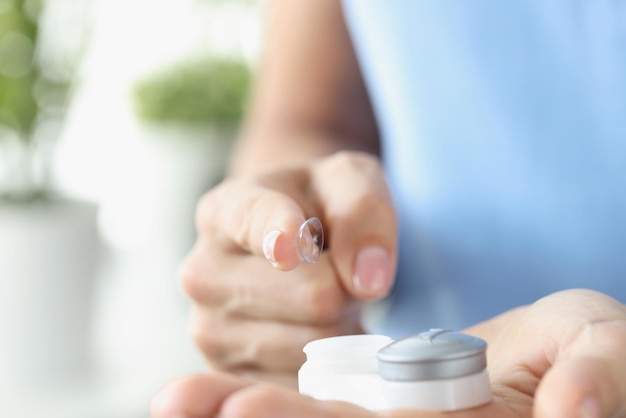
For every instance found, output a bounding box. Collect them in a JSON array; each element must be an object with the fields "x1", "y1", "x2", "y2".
[
  {"x1": 170, "y1": 1, "x2": 626, "y2": 416},
  {"x1": 154, "y1": 289, "x2": 626, "y2": 418},
  {"x1": 178, "y1": 0, "x2": 396, "y2": 385}
]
